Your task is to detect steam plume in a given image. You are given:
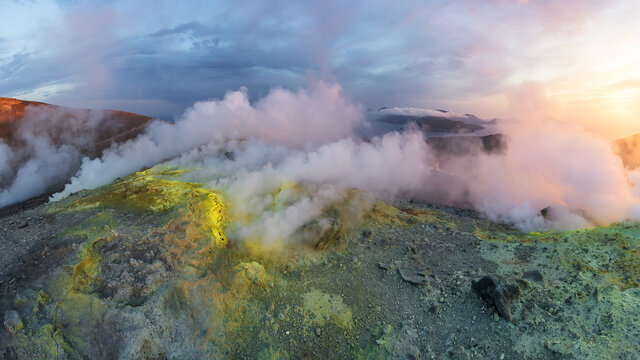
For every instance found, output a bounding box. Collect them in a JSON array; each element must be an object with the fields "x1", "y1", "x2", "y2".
[
  {"x1": 51, "y1": 81, "x2": 363, "y2": 201},
  {"x1": 3, "y1": 81, "x2": 637, "y2": 239},
  {"x1": 0, "y1": 106, "x2": 107, "y2": 207}
]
